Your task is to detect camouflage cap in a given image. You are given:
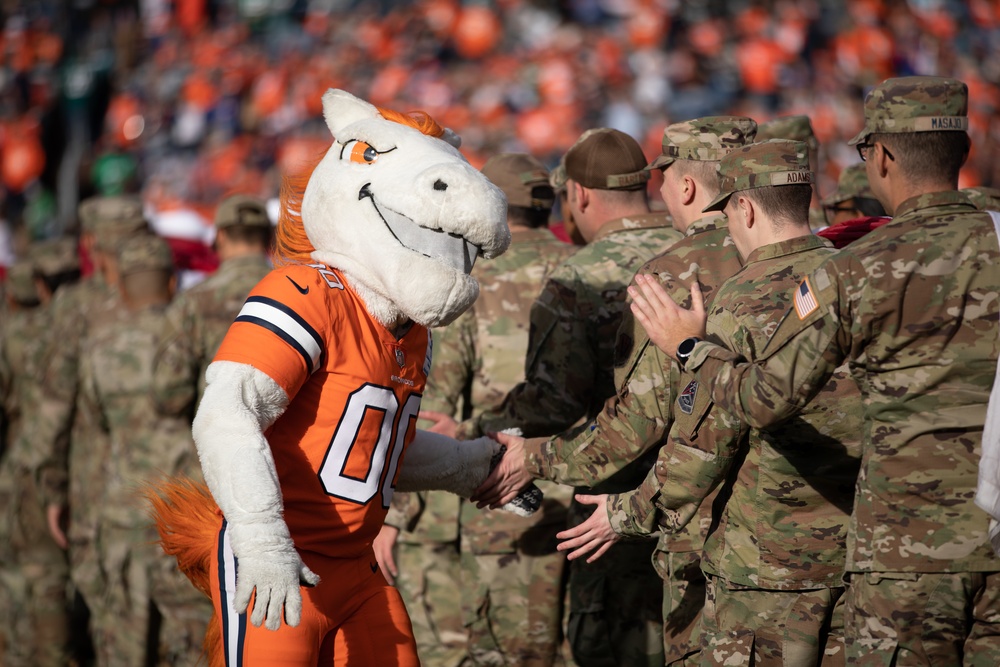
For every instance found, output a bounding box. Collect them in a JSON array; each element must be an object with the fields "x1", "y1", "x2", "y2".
[
  {"x1": 962, "y1": 186, "x2": 1000, "y2": 212},
  {"x1": 848, "y1": 76, "x2": 969, "y2": 146},
  {"x1": 703, "y1": 139, "x2": 813, "y2": 213},
  {"x1": 29, "y1": 236, "x2": 81, "y2": 277},
  {"x1": 821, "y1": 163, "x2": 874, "y2": 207},
  {"x1": 482, "y1": 153, "x2": 555, "y2": 210},
  {"x1": 214, "y1": 194, "x2": 271, "y2": 230},
  {"x1": 756, "y1": 115, "x2": 819, "y2": 153},
  {"x1": 78, "y1": 195, "x2": 145, "y2": 234},
  {"x1": 566, "y1": 128, "x2": 650, "y2": 191},
  {"x1": 117, "y1": 234, "x2": 175, "y2": 276},
  {"x1": 6, "y1": 258, "x2": 37, "y2": 303},
  {"x1": 647, "y1": 116, "x2": 758, "y2": 170}
]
